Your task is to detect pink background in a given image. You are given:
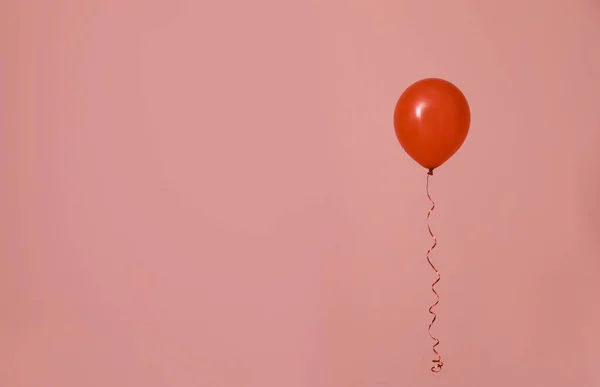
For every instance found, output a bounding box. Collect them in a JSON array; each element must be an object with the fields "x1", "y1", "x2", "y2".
[{"x1": 2, "y1": 1, "x2": 600, "y2": 386}]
